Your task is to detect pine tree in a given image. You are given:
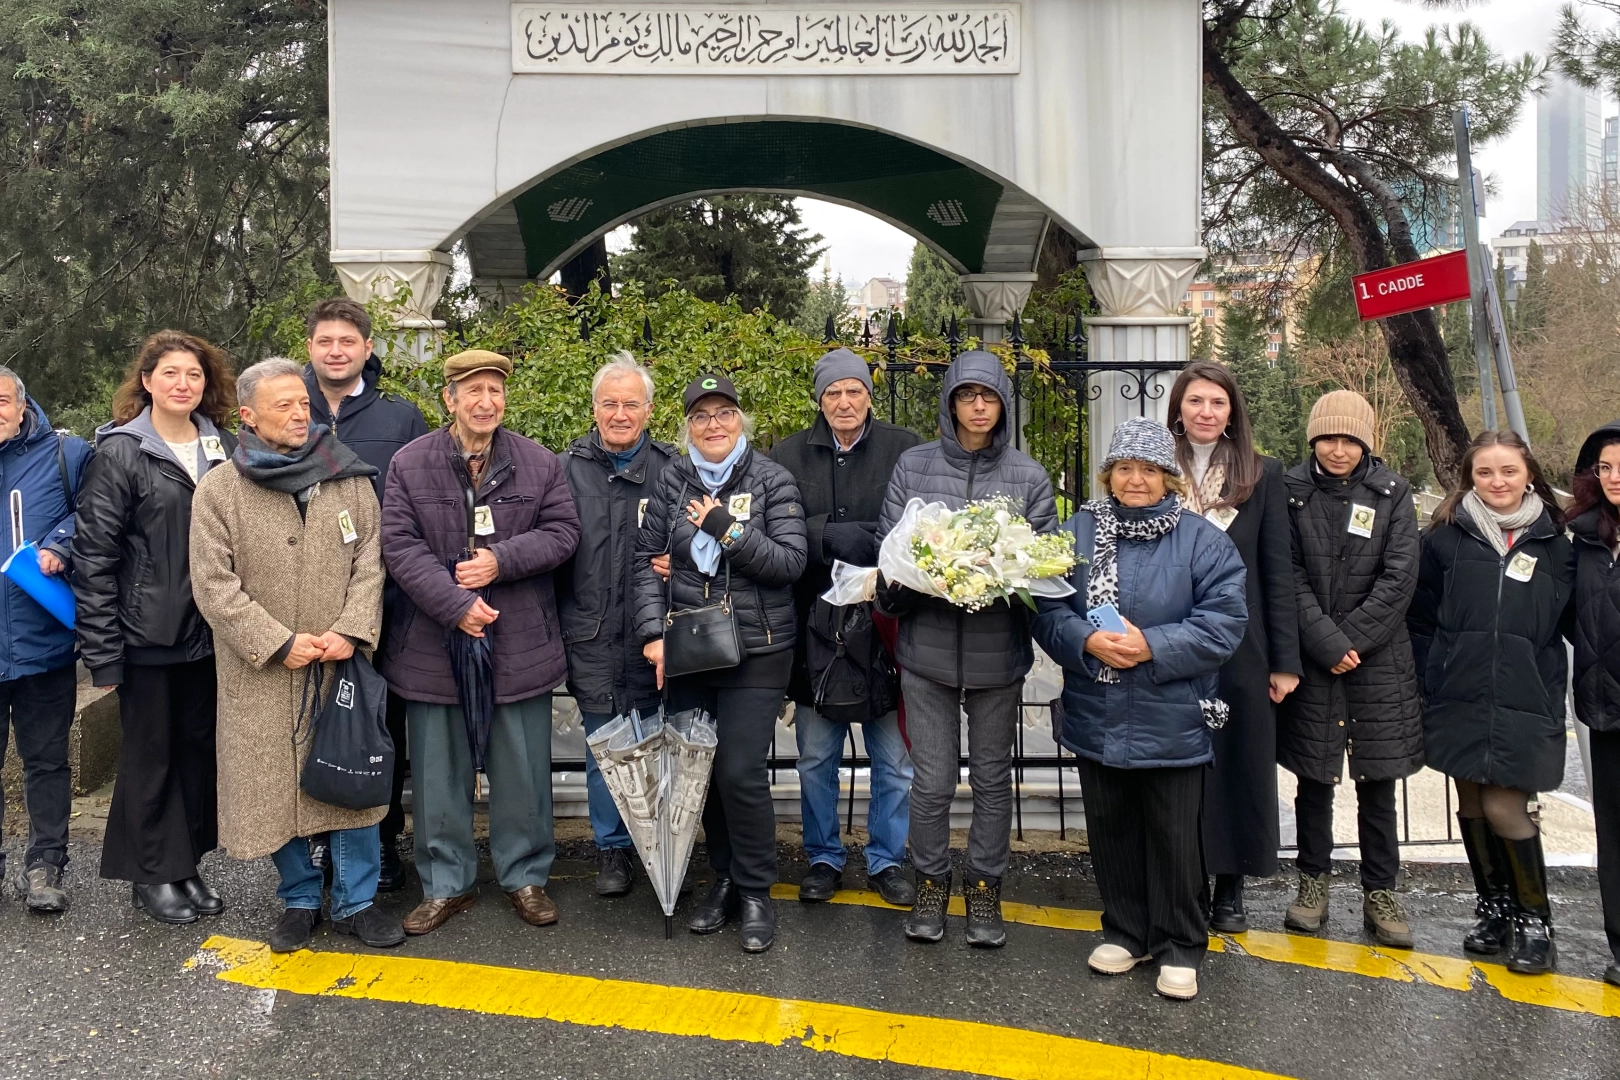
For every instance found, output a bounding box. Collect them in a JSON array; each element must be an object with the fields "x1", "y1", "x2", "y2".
[
  {"x1": 1515, "y1": 241, "x2": 1547, "y2": 333},
  {"x1": 903, "y1": 243, "x2": 968, "y2": 335},
  {"x1": 793, "y1": 260, "x2": 853, "y2": 340},
  {"x1": 611, "y1": 195, "x2": 823, "y2": 318}
]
